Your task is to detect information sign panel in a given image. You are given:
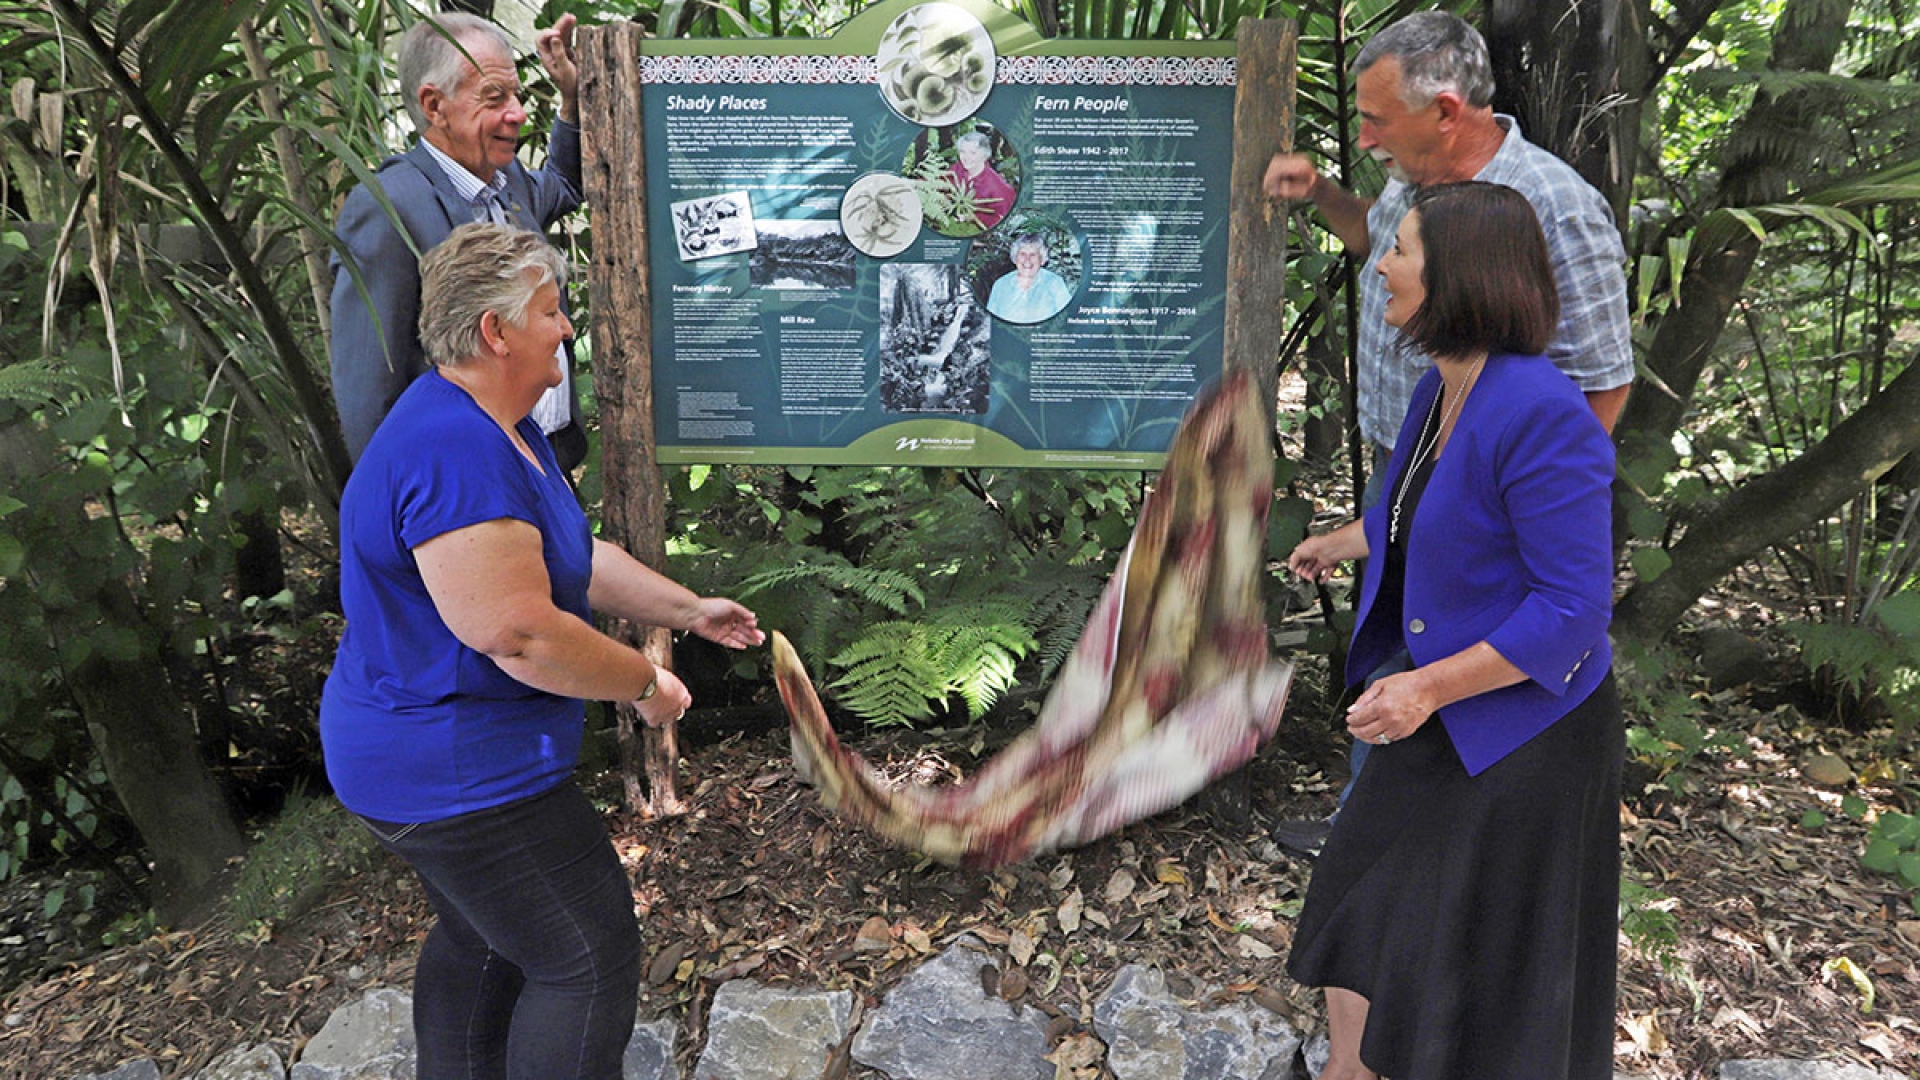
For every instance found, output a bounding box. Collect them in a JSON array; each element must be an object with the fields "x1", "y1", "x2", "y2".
[{"x1": 643, "y1": 0, "x2": 1235, "y2": 468}]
